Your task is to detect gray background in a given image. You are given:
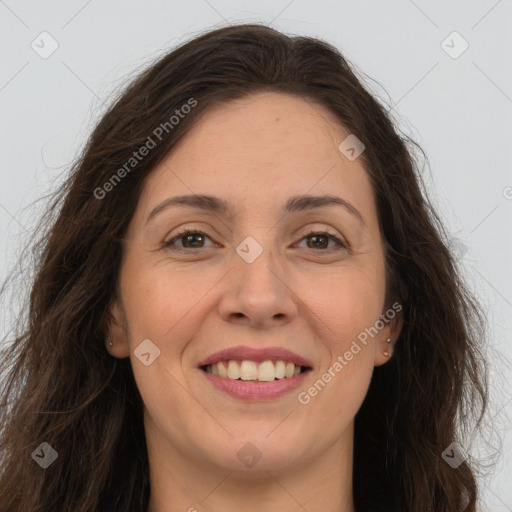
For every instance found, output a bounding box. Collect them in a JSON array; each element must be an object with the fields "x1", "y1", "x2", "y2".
[{"x1": 0, "y1": 1, "x2": 511, "y2": 509}]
